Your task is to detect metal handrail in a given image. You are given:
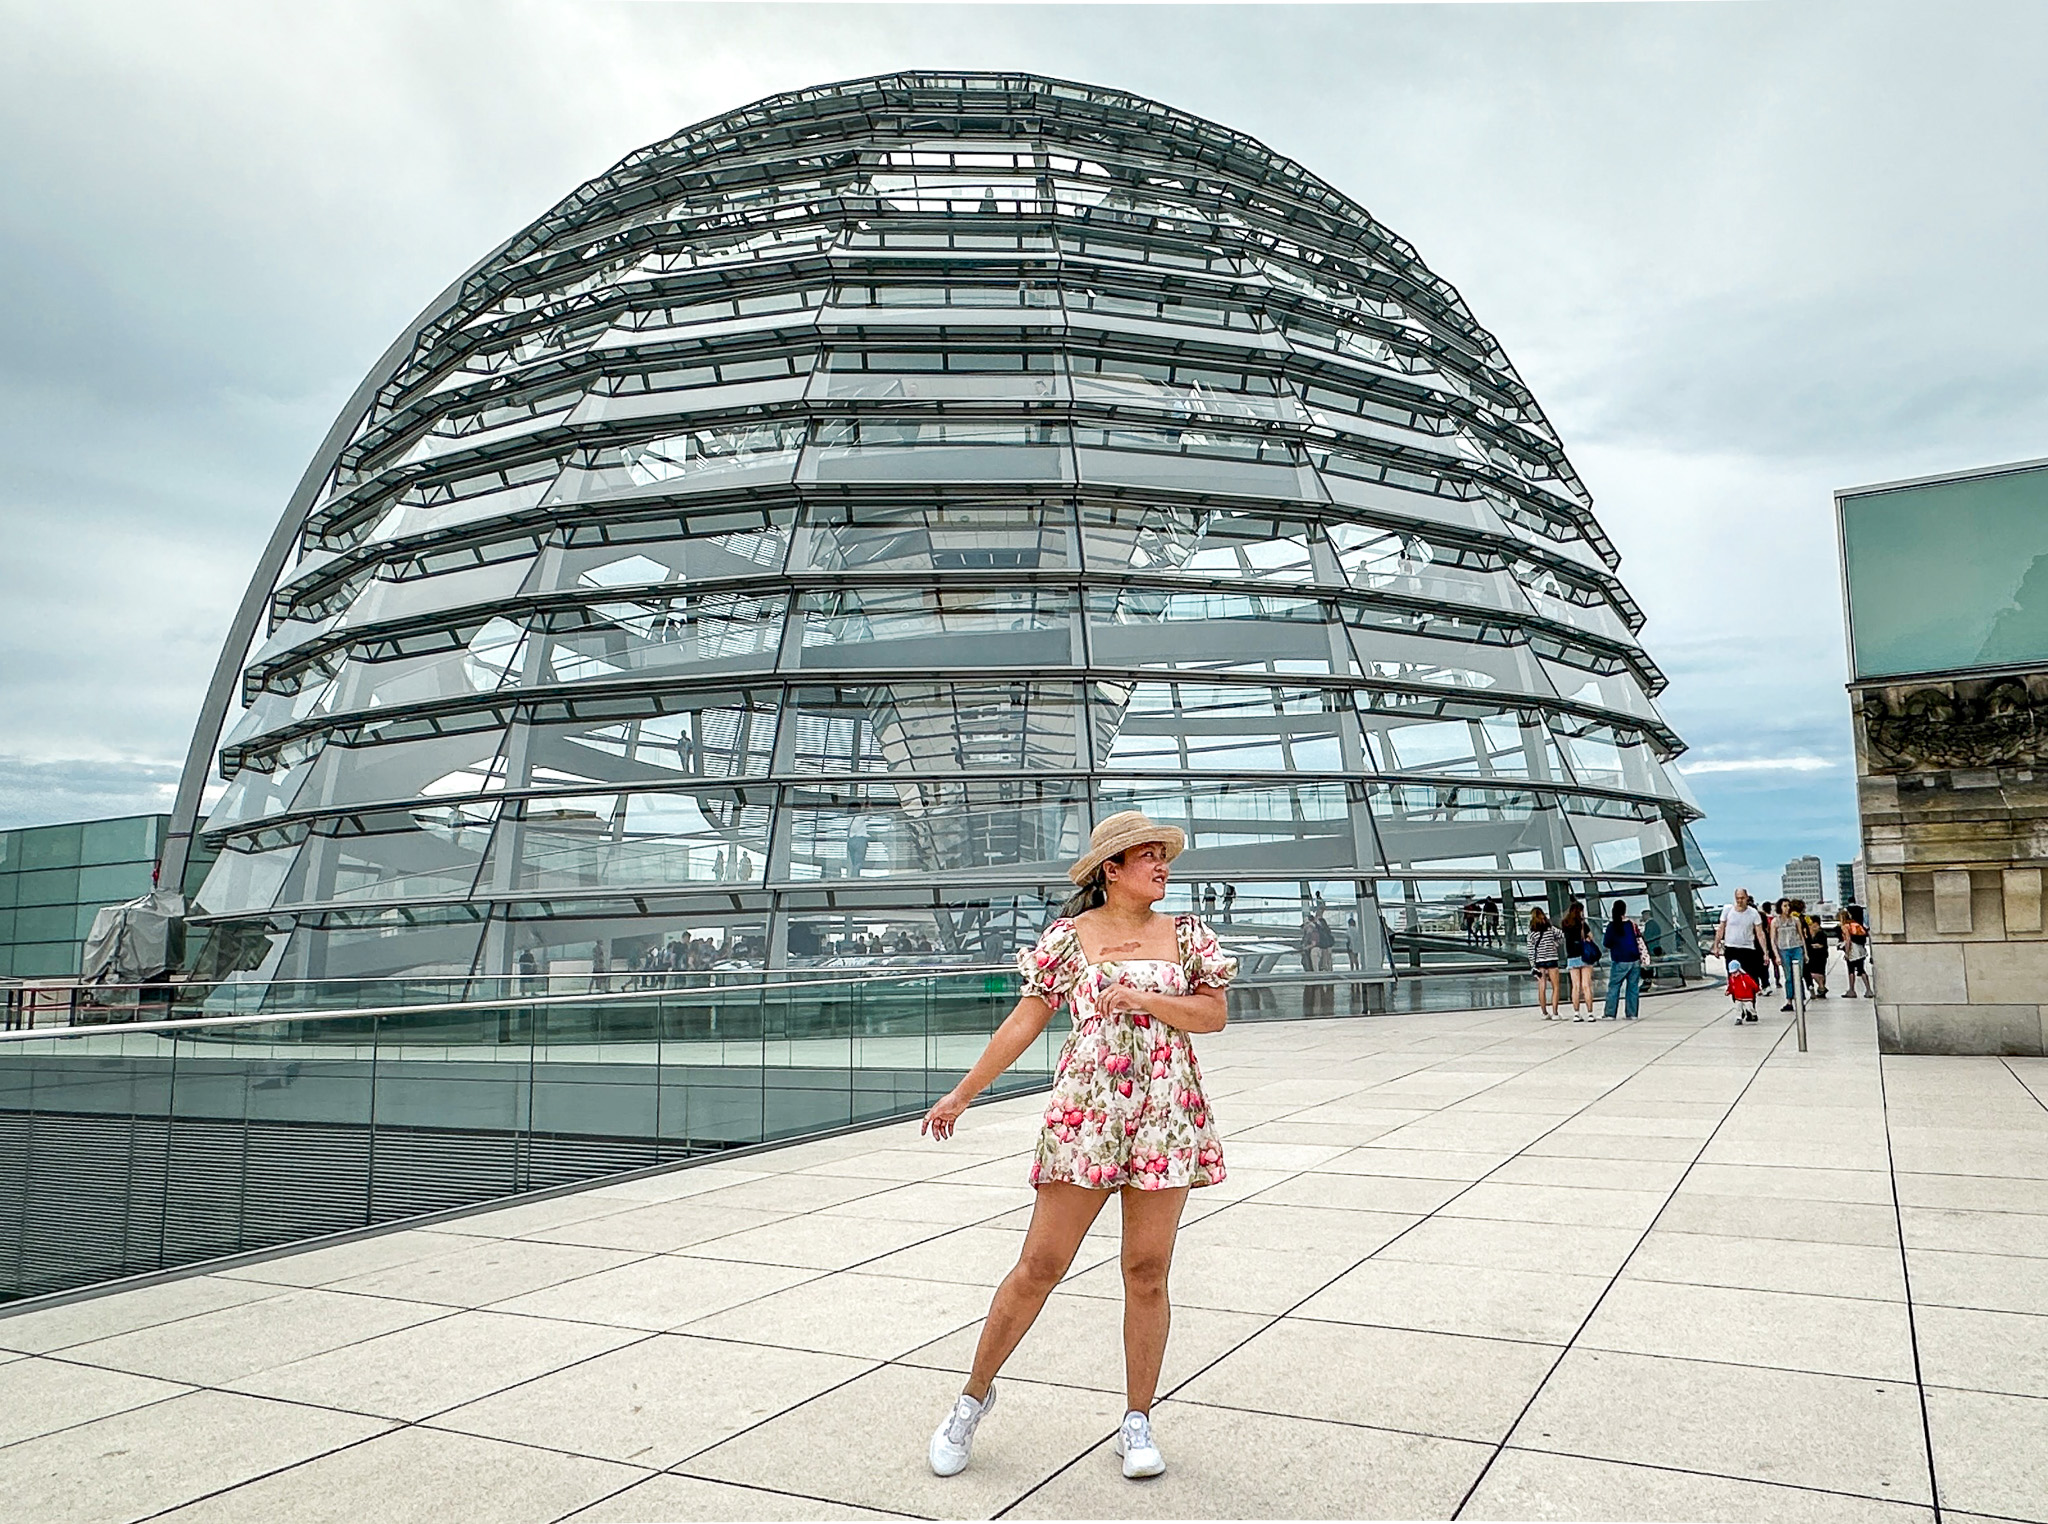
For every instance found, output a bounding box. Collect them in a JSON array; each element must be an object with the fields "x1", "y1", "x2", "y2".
[{"x1": 0, "y1": 964, "x2": 1019, "y2": 1045}]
